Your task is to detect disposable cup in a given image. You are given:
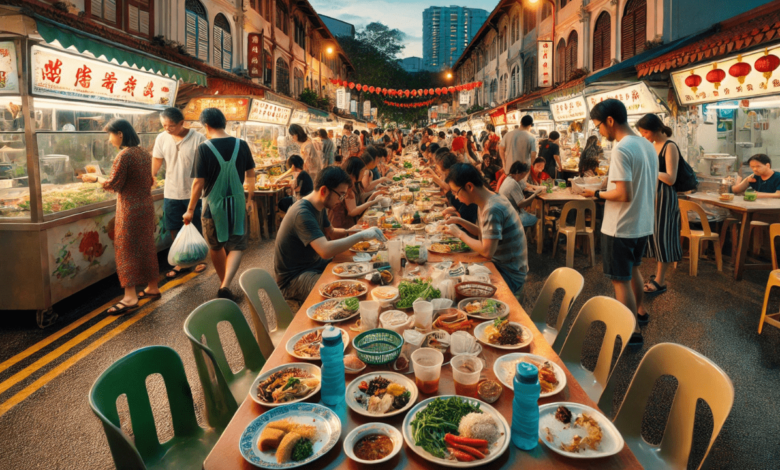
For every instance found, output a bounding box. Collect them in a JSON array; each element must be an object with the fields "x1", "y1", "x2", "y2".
[
  {"x1": 411, "y1": 348, "x2": 444, "y2": 393},
  {"x1": 451, "y1": 355, "x2": 483, "y2": 384},
  {"x1": 413, "y1": 300, "x2": 434, "y2": 332},
  {"x1": 359, "y1": 300, "x2": 380, "y2": 331}
]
